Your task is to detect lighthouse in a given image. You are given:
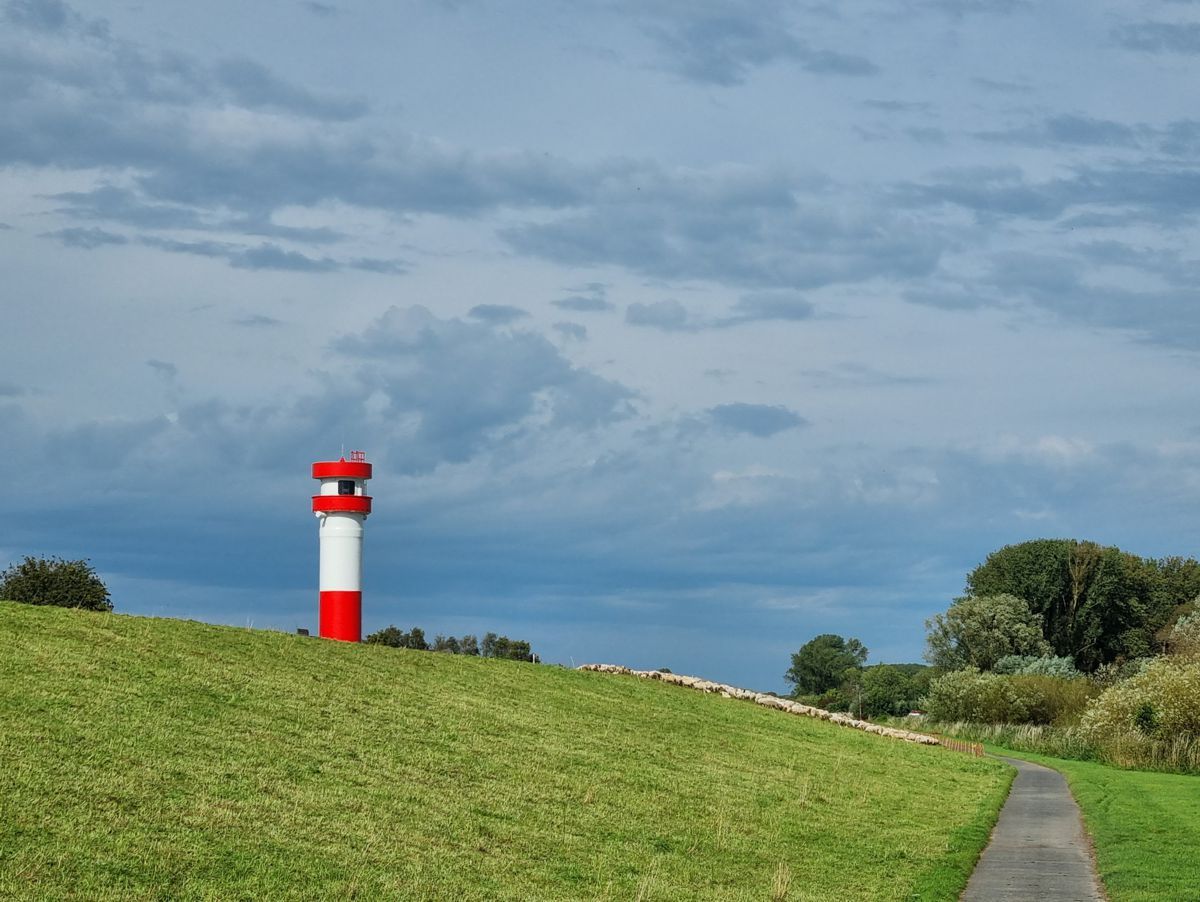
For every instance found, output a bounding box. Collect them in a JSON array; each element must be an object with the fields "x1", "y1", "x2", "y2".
[{"x1": 312, "y1": 451, "x2": 372, "y2": 642}]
